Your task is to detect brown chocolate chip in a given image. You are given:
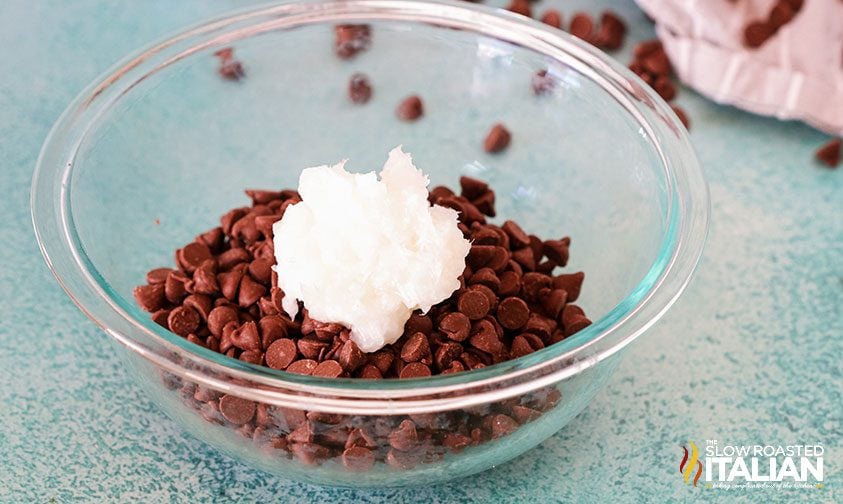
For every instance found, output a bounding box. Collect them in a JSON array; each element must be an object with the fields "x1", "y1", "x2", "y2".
[
  {"x1": 540, "y1": 9, "x2": 563, "y2": 29},
  {"x1": 569, "y1": 13, "x2": 594, "y2": 42},
  {"x1": 541, "y1": 289, "x2": 568, "y2": 319},
  {"x1": 522, "y1": 272, "x2": 552, "y2": 301},
  {"x1": 133, "y1": 283, "x2": 166, "y2": 312},
  {"x1": 459, "y1": 176, "x2": 489, "y2": 201},
  {"x1": 265, "y1": 338, "x2": 297, "y2": 370},
  {"x1": 358, "y1": 364, "x2": 383, "y2": 379},
  {"x1": 510, "y1": 405, "x2": 542, "y2": 423},
  {"x1": 286, "y1": 359, "x2": 318, "y2": 375},
  {"x1": 248, "y1": 258, "x2": 273, "y2": 285},
  {"x1": 531, "y1": 69, "x2": 555, "y2": 96},
  {"x1": 239, "y1": 350, "x2": 263, "y2": 365},
  {"x1": 386, "y1": 448, "x2": 421, "y2": 470},
  {"x1": 389, "y1": 419, "x2": 418, "y2": 451},
  {"x1": 230, "y1": 320, "x2": 260, "y2": 351},
  {"x1": 642, "y1": 50, "x2": 671, "y2": 76},
  {"x1": 502, "y1": 220, "x2": 530, "y2": 249},
  {"x1": 469, "y1": 267, "x2": 500, "y2": 292},
  {"x1": 399, "y1": 362, "x2": 431, "y2": 378},
  {"x1": 258, "y1": 315, "x2": 287, "y2": 349},
  {"x1": 297, "y1": 337, "x2": 328, "y2": 360},
  {"x1": 167, "y1": 306, "x2": 200, "y2": 337},
  {"x1": 151, "y1": 309, "x2": 170, "y2": 328},
  {"x1": 744, "y1": 20, "x2": 775, "y2": 49},
  {"x1": 164, "y1": 270, "x2": 189, "y2": 304},
  {"x1": 217, "y1": 247, "x2": 251, "y2": 271},
  {"x1": 595, "y1": 10, "x2": 626, "y2": 50},
  {"x1": 313, "y1": 360, "x2": 343, "y2": 378},
  {"x1": 497, "y1": 297, "x2": 530, "y2": 330},
  {"x1": 439, "y1": 312, "x2": 471, "y2": 342},
  {"x1": 290, "y1": 443, "x2": 330, "y2": 466},
  {"x1": 469, "y1": 319, "x2": 502, "y2": 354},
  {"x1": 183, "y1": 294, "x2": 213, "y2": 322},
  {"x1": 434, "y1": 341, "x2": 463, "y2": 371},
  {"x1": 490, "y1": 414, "x2": 519, "y2": 438},
  {"x1": 338, "y1": 339, "x2": 366, "y2": 372},
  {"x1": 396, "y1": 95, "x2": 424, "y2": 122},
  {"x1": 552, "y1": 271, "x2": 584, "y2": 302},
  {"x1": 404, "y1": 312, "x2": 433, "y2": 336},
  {"x1": 400, "y1": 332, "x2": 431, "y2": 363},
  {"x1": 654, "y1": 75, "x2": 676, "y2": 101},
  {"x1": 507, "y1": 0, "x2": 531, "y2": 17},
  {"x1": 218, "y1": 394, "x2": 256, "y2": 425},
  {"x1": 207, "y1": 305, "x2": 238, "y2": 337},
  {"x1": 342, "y1": 446, "x2": 376, "y2": 472},
  {"x1": 672, "y1": 106, "x2": 691, "y2": 130},
  {"x1": 816, "y1": 139, "x2": 841, "y2": 168},
  {"x1": 218, "y1": 269, "x2": 243, "y2": 301},
  {"x1": 334, "y1": 24, "x2": 372, "y2": 59},
  {"x1": 511, "y1": 247, "x2": 536, "y2": 272},
  {"x1": 218, "y1": 60, "x2": 245, "y2": 81},
  {"x1": 238, "y1": 274, "x2": 266, "y2": 308},
  {"x1": 769, "y1": 1, "x2": 795, "y2": 27},
  {"x1": 348, "y1": 73, "x2": 372, "y2": 104},
  {"x1": 484, "y1": 123, "x2": 512, "y2": 154},
  {"x1": 498, "y1": 271, "x2": 522, "y2": 297},
  {"x1": 542, "y1": 238, "x2": 570, "y2": 266},
  {"x1": 177, "y1": 242, "x2": 212, "y2": 274},
  {"x1": 458, "y1": 290, "x2": 490, "y2": 320},
  {"x1": 192, "y1": 264, "x2": 219, "y2": 295},
  {"x1": 146, "y1": 268, "x2": 173, "y2": 285}
]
